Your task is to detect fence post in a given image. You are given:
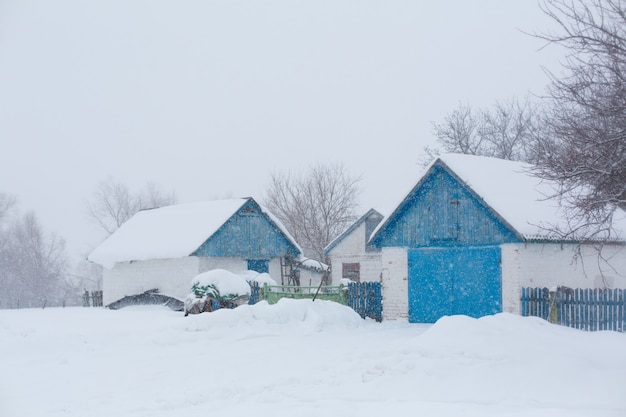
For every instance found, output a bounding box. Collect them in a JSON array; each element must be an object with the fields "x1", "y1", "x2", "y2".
[{"x1": 549, "y1": 288, "x2": 557, "y2": 324}]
